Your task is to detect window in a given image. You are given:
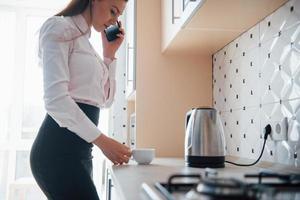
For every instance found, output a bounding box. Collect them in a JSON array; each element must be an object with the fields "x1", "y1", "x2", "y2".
[{"x1": 0, "y1": 1, "x2": 110, "y2": 199}]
